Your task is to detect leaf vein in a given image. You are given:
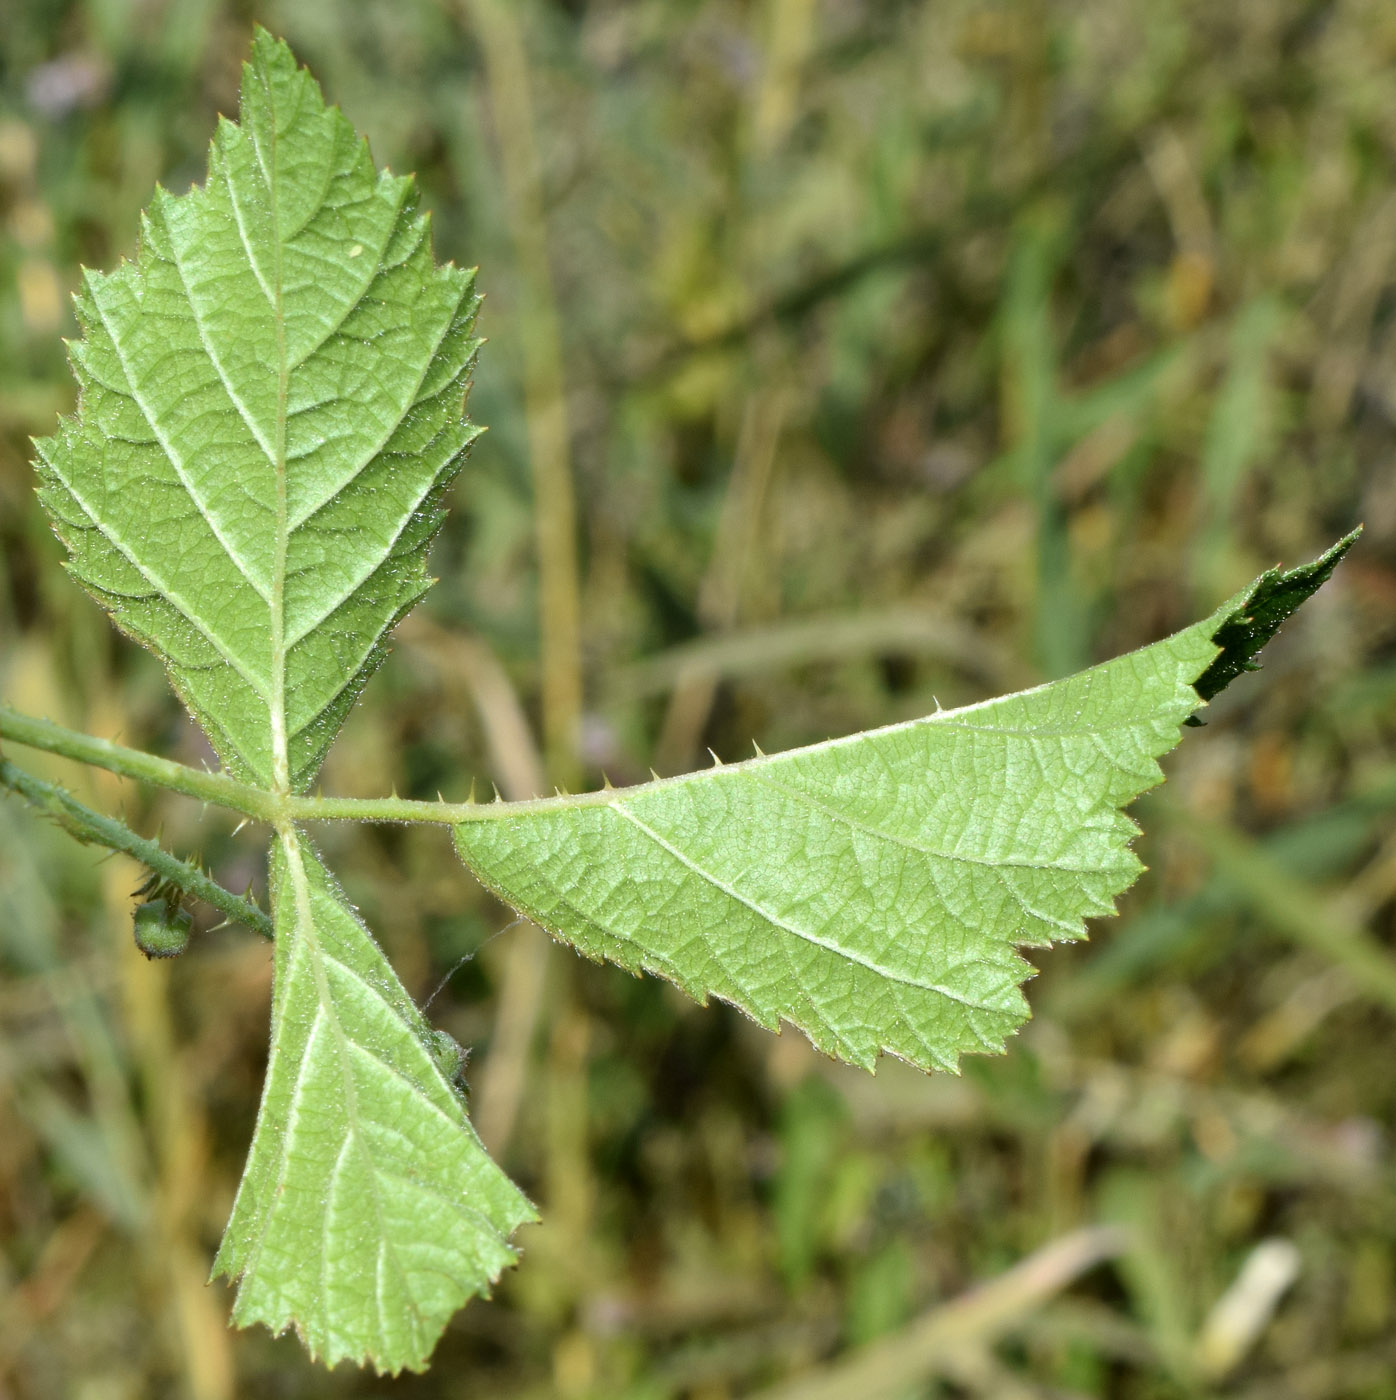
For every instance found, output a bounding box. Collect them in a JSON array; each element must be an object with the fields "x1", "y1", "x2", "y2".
[
  {"x1": 748, "y1": 770, "x2": 1130, "y2": 875},
  {"x1": 282, "y1": 299, "x2": 466, "y2": 538},
  {"x1": 608, "y1": 804, "x2": 1004, "y2": 1010},
  {"x1": 162, "y1": 234, "x2": 280, "y2": 465},
  {"x1": 285, "y1": 187, "x2": 416, "y2": 374},
  {"x1": 45, "y1": 464, "x2": 272, "y2": 701},
  {"x1": 84, "y1": 290, "x2": 274, "y2": 604}
]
